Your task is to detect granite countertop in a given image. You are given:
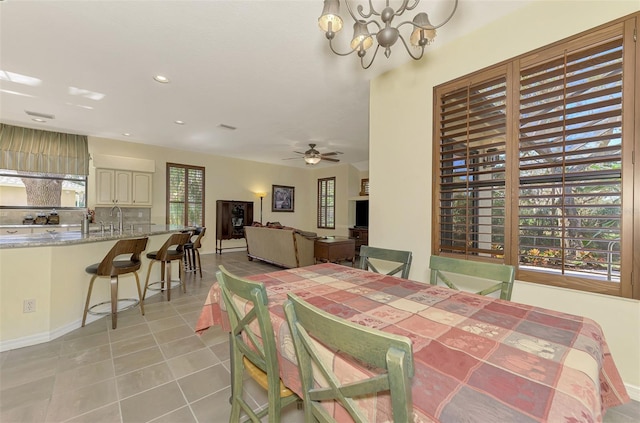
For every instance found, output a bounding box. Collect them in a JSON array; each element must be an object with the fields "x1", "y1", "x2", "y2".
[{"x1": 0, "y1": 224, "x2": 190, "y2": 249}]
